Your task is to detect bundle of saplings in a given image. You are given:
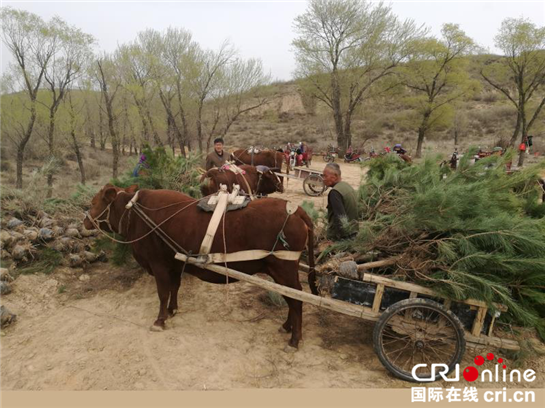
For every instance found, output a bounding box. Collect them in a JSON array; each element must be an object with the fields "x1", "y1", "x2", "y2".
[
  {"x1": 331, "y1": 149, "x2": 545, "y2": 340},
  {"x1": 115, "y1": 145, "x2": 203, "y2": 198}
]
